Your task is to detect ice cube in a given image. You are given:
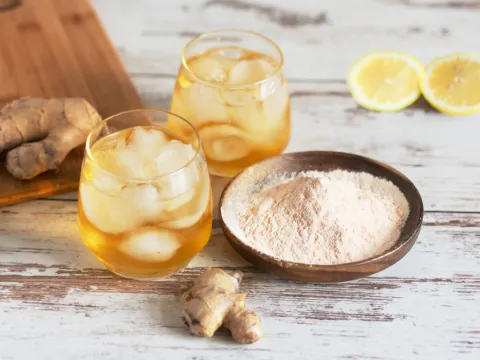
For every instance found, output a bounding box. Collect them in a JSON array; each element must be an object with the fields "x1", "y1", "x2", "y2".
[
  {"x1": 229, "y1": 82, "x2": 289, "y2": 143},
  {"x1": 198, "y1": 124, "x2": 251, "y2": 162},
  {"x1": 222, "y1": 89, "x2": 256, "y2": 107},
  {"x1": 115, "y1": 148, "x2": 148, "y2": 178},
  {"x1": 209, "y1": 47, "x2": 247, "y2": 72},
  {"x1": 211, "y1": 46, "x2": 246, "y2": 61},
  {"x1": 155, "y1": 142, "x2": 201, "y2": 199},
  {"x1": 155, "y1": 140, "x2": 195, "y2": 175},
  {"x1": 119, "y1": 229, "x2": 183, "y2": 262},
  {"x1": 163, "y1": 187, "x2": 195, "y2": 212},
  {"x1": 228, "y1": 101, "x2": 269, "y2": 139},
  {"x1": 122, "y1": 184, "x2": 164, "y2": 220},
  {"x1": 128, "y1": 127, "x2": 168, "y2": 157},
  {"x1": 228, "y1": 59, "x2": 276, "y2": 86},
  {"x1": 161, "y1": 174, "x2": 211, "y2": 229},
  {"x1": 257, "y1": 74, "x2": 283, "y2": 101},
  {"x1": 83, "y1": 155, "x2": 125, "y2": 195},
  {"x1": 80, "y1": 183, "x2": 139, "y2": 234},
  {"x1": 81, "y1": 181, "x2": 165, "y2": 234},
  {"x1": 188, "y1": 56, "x2": 227, "y2": 83},
  {"x1": 257, "y1": 58, "x2": 276, "y2": 75},
  {"x1": 88, "y1": 141, "x2": 118, "y2": 174},
  {"x1": 90, "y1": 167, "x2": 124, "y2": 195},
  {"x1": 168, "y1": 165, "x2": 200, "y2": 199},
  {"x1": 263, "y1": 83, "x2": 290, "y2": 125},
  {"x1": 181, "y1": 84, "x2": 229, "y2": 126}
]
